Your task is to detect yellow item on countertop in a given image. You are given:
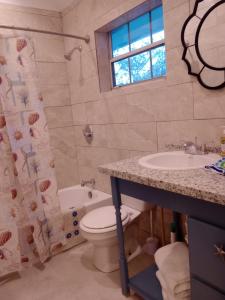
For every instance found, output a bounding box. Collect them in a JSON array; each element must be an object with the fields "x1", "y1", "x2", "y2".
[{"x1": 221, "y1": 126, "x2": 225, "y2": 157}]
